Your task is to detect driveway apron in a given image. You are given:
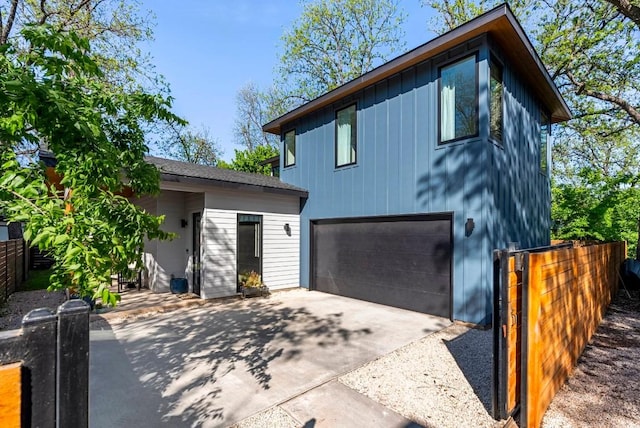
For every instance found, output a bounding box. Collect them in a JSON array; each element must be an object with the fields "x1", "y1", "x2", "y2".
[{"x1": 90, "y1": 290, "x2": 449, "y2": 427}]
